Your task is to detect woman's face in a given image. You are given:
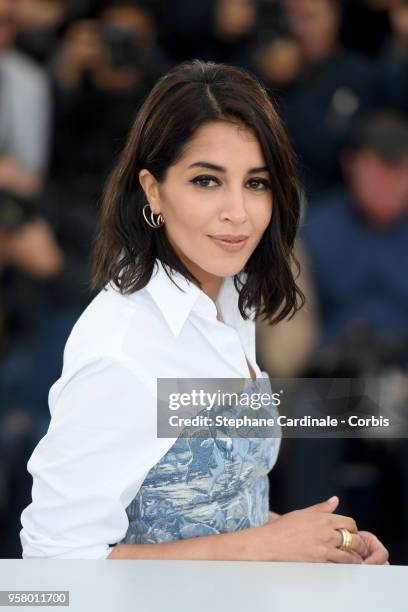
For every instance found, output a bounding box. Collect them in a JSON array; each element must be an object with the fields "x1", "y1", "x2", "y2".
[{"x1": 139, "y1": 121, "x2": 273, "y2": 287}]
